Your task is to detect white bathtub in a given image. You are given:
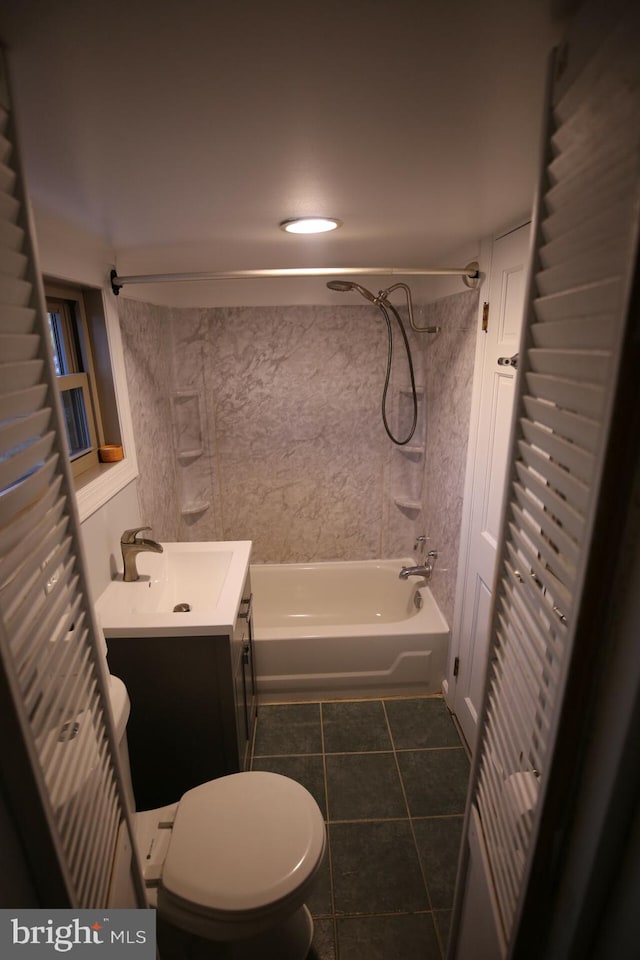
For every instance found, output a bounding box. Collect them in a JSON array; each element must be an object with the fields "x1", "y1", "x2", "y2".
[{"x1": 250, "y1": 559, "x2": 449, "y2": 701}]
